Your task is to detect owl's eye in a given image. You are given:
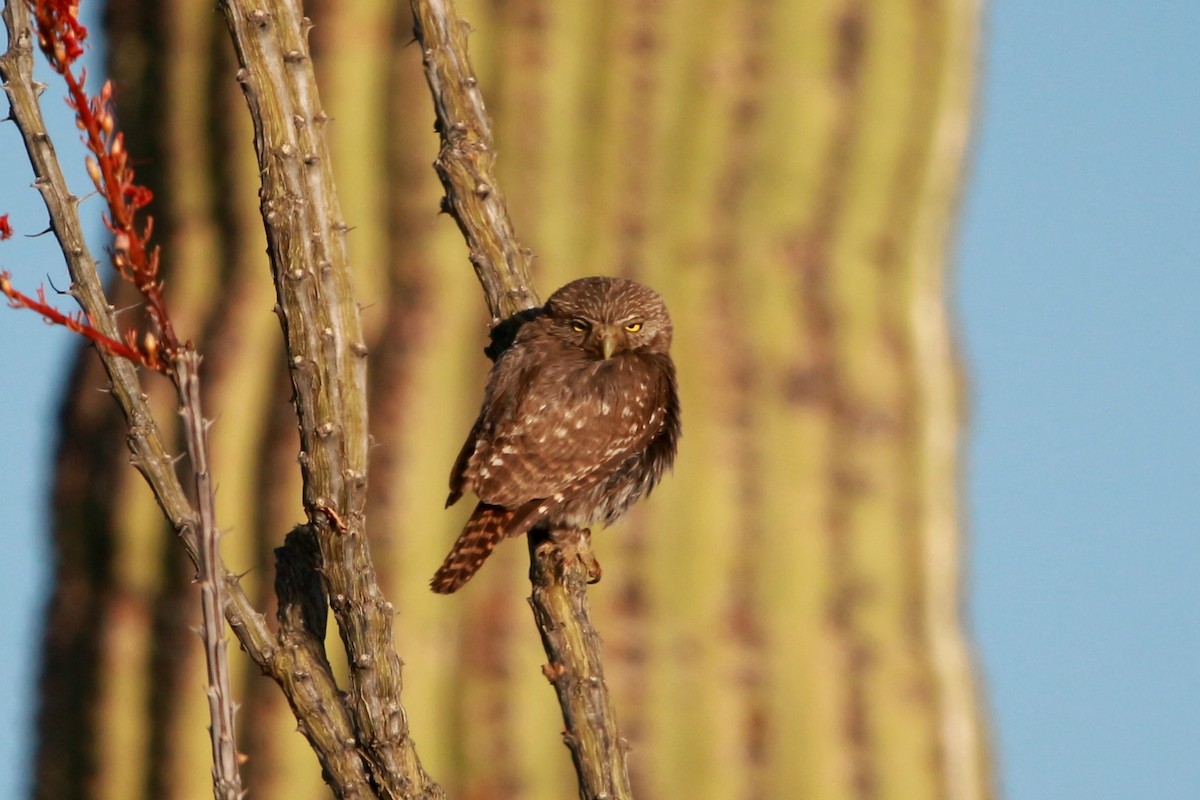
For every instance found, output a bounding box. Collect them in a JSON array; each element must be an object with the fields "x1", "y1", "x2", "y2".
[
  {"x1": 624, "y1": 322, "x2": 643, "y2": 333},
  {"x1": 570, "y1": 319, "x2": 590, "y2": 333}
]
